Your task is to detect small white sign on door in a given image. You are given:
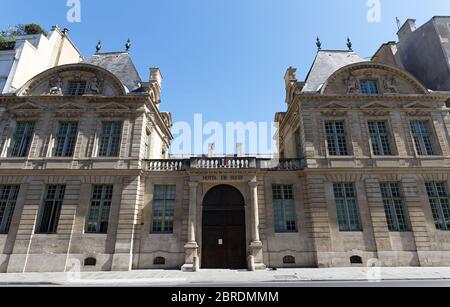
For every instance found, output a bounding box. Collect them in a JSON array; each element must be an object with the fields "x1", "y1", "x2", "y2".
[{"x1": 218, "y1": 239, "x2": 223, "y2": 245}]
